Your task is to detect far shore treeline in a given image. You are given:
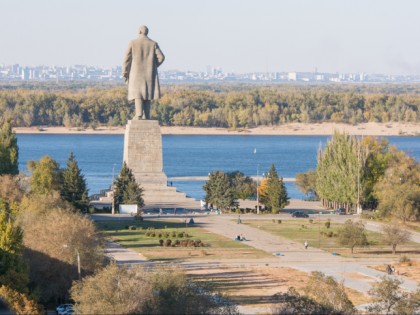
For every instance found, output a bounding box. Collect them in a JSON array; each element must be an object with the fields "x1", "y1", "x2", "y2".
[{"x1": 0, "y1": 82, "x2": 419, "y2": 128}]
